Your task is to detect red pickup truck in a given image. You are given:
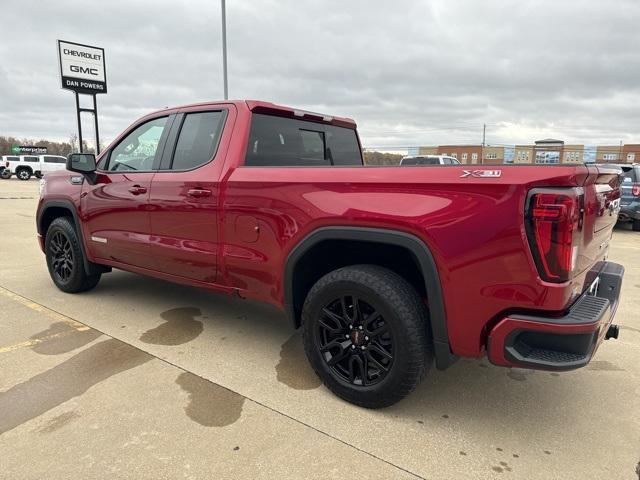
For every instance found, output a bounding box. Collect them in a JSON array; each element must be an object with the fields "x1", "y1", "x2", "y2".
[{"x1": 36, "y1": 100, "x2": 624, "y2": 408}]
